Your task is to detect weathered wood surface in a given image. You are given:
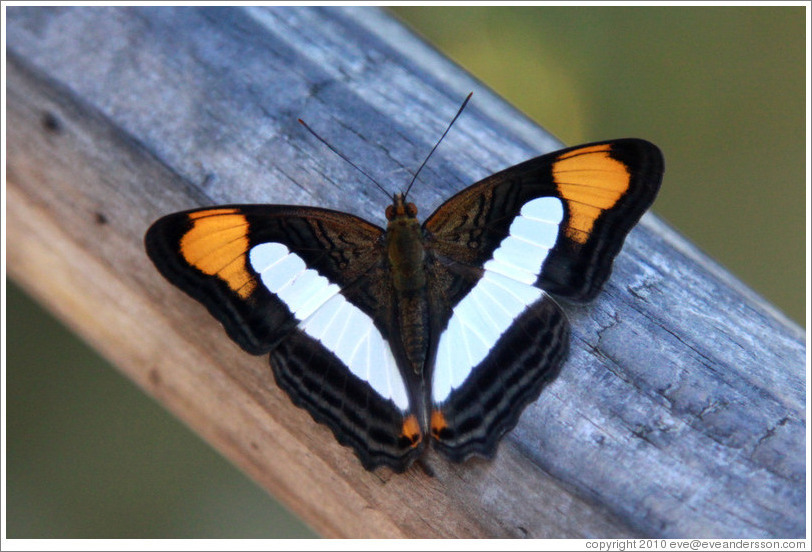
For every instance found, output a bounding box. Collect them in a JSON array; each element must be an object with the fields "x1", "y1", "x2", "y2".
[{"x1": 6, "y1": 7, "x2": 806, "y2": 538}]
